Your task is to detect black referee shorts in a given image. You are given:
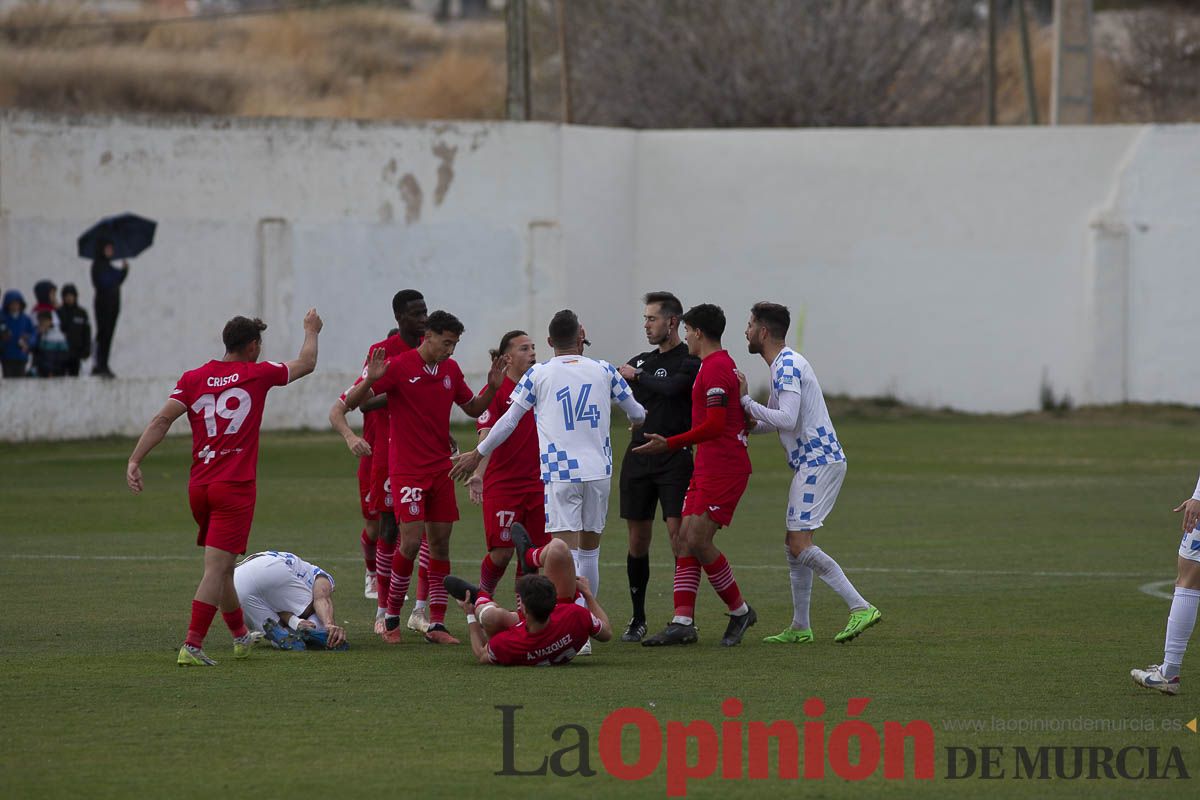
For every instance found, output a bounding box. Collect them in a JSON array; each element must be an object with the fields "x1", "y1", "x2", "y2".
[{"x1": 619, "y1": 447, "x2": 694, "y2": 522}]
